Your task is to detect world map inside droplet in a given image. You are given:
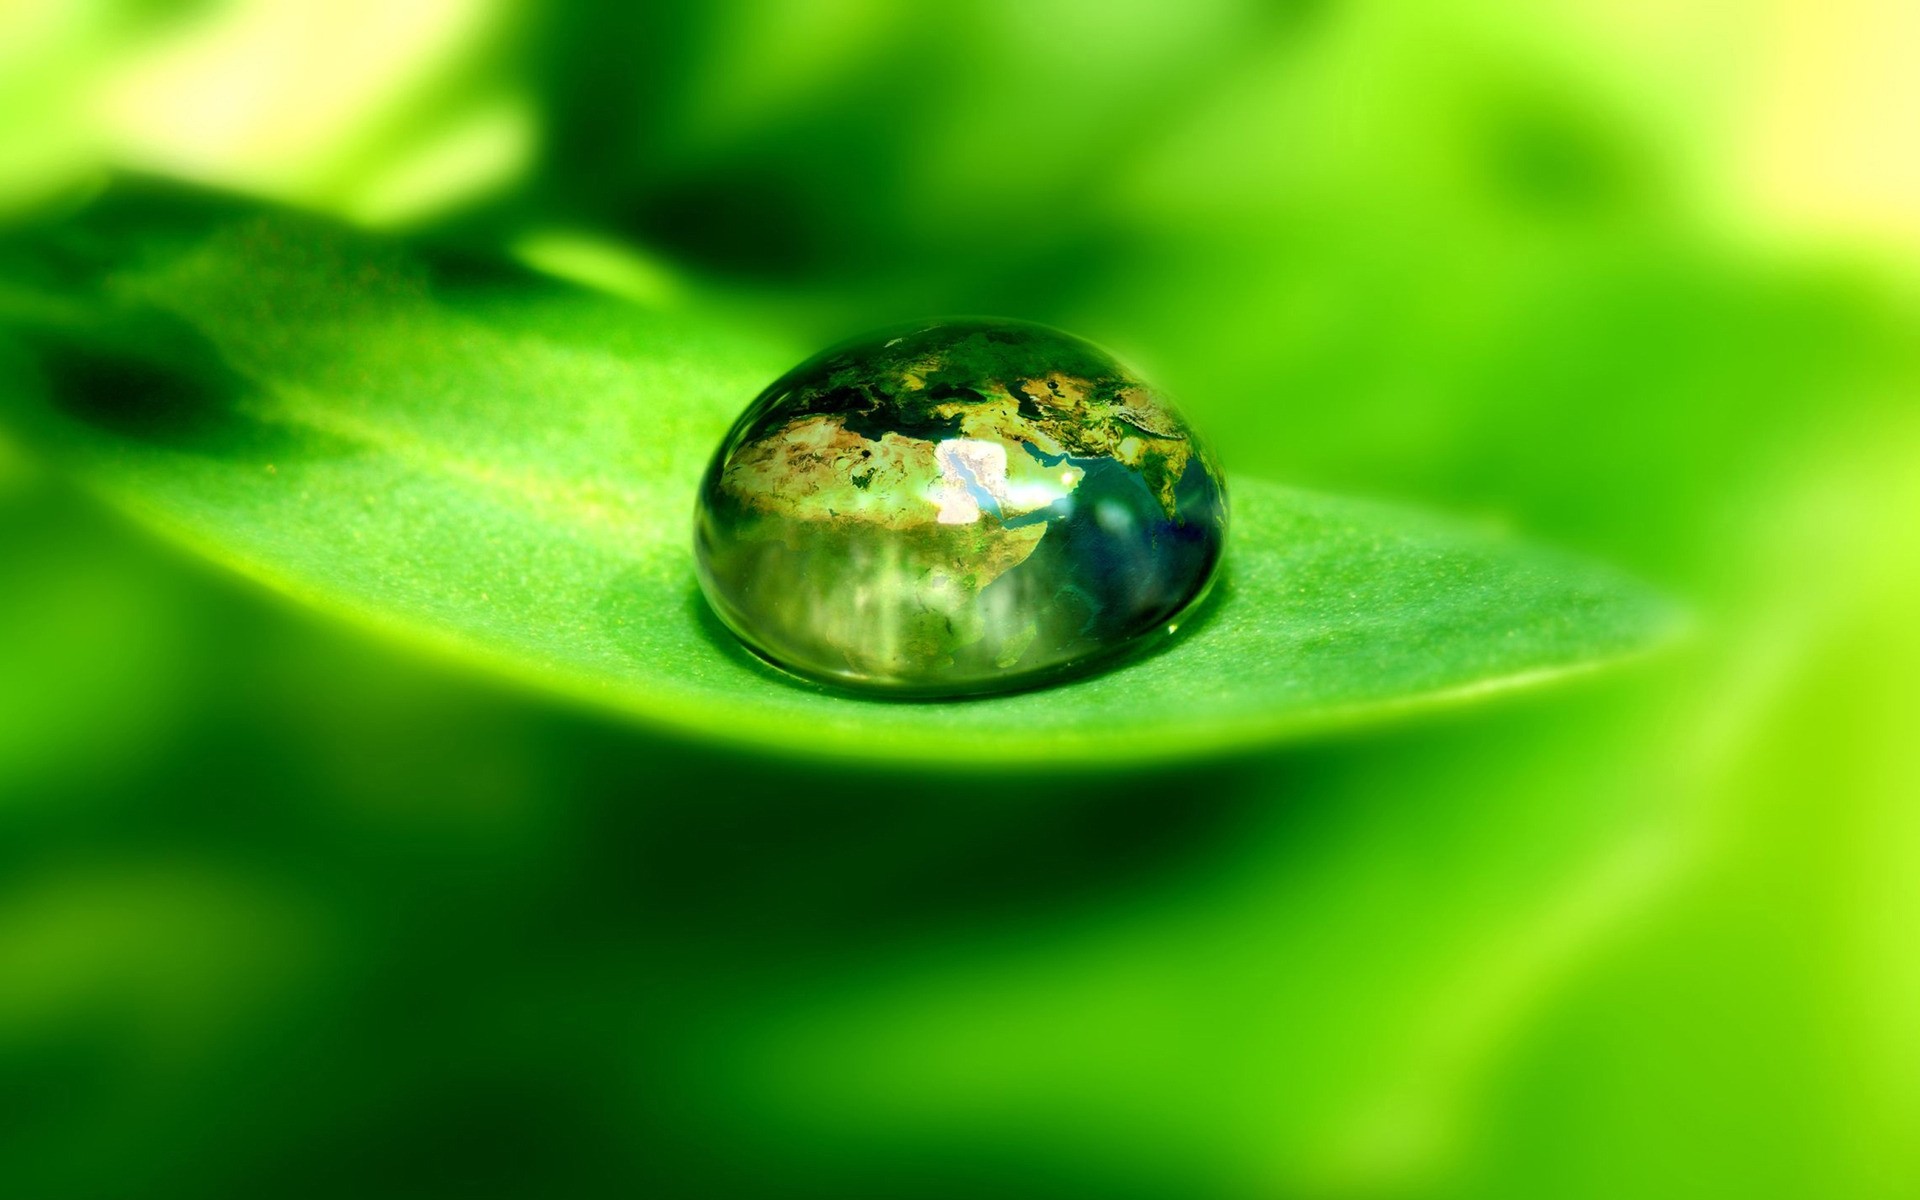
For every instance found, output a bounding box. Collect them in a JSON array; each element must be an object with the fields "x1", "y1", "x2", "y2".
[{"x1": 693, "y1": 318, "x2": 1229, "y2": 696}]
